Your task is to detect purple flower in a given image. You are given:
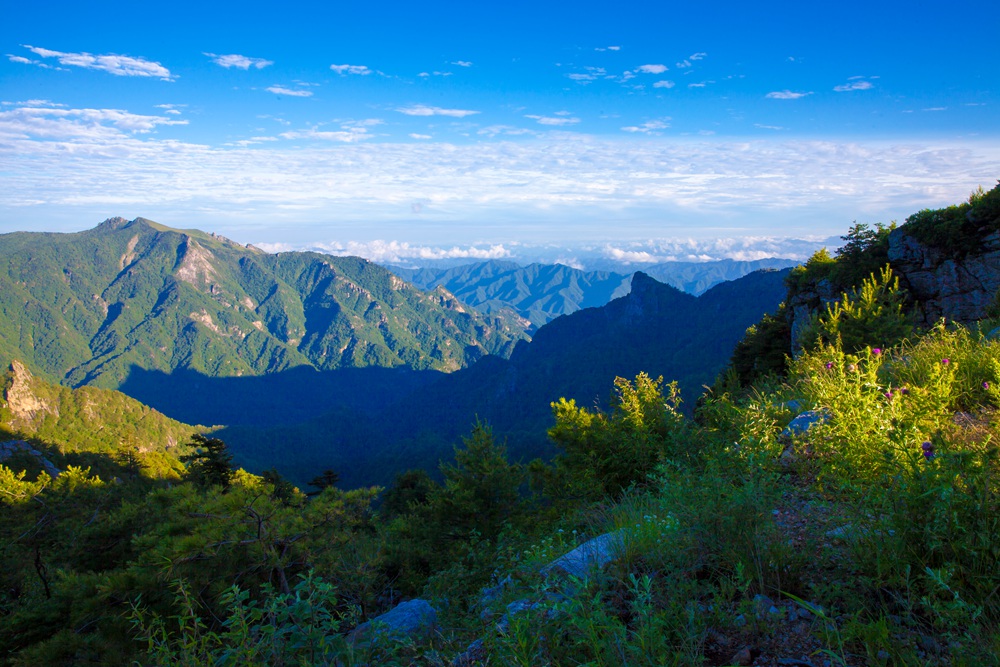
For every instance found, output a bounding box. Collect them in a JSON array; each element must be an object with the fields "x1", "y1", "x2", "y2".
[
  {"x1": 942, "y1": 358, "x2": 950, "y2": 365},
  {"x1": 825, "y1": 361, "x2": 834, "y2": 370},
  {"x1": 984, "y1": 381, "x2": 991, "y2": 390},
  {"x1": 872, "y1": 348, "x2": 882, "y2": 356},
  {"x1": 900, "y1": 387, "x2": 909, "y2": 395},
  {"x1": 921, "y1": 441, "x2": 935, "y2": 460},
  {"x1": 884, "y1": 391, "x2": 893, "y2": 400}
]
